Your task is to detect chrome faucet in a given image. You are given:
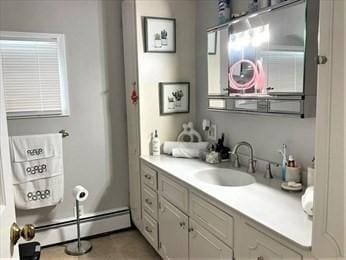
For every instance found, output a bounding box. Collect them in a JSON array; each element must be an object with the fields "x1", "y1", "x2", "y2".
[{"x1": 230, "y1": 141, "x2": 256, "y2": 173}]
